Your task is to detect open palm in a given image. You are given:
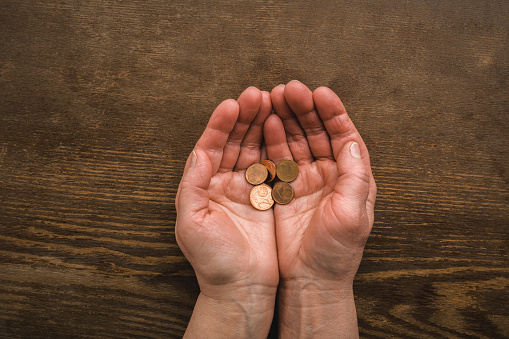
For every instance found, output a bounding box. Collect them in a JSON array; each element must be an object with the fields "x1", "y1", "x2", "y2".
[
  {"x1": 176, "y1": 88, "x2": 279, "y2": 296},
  {"x1": 264, "y1": 81, "x2": 377, "y2": 284}
]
